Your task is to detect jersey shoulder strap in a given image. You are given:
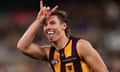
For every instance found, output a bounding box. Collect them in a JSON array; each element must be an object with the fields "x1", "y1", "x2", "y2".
[
  {"x1": 49, "y1": 46, "x2": 55, "y2": 61},
  {"x1": 49, "y1": 46, "x2": 56, "y2": 72},
  {"x1": 70, "y1": 36, "x2": 80, "y2": 57}
]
